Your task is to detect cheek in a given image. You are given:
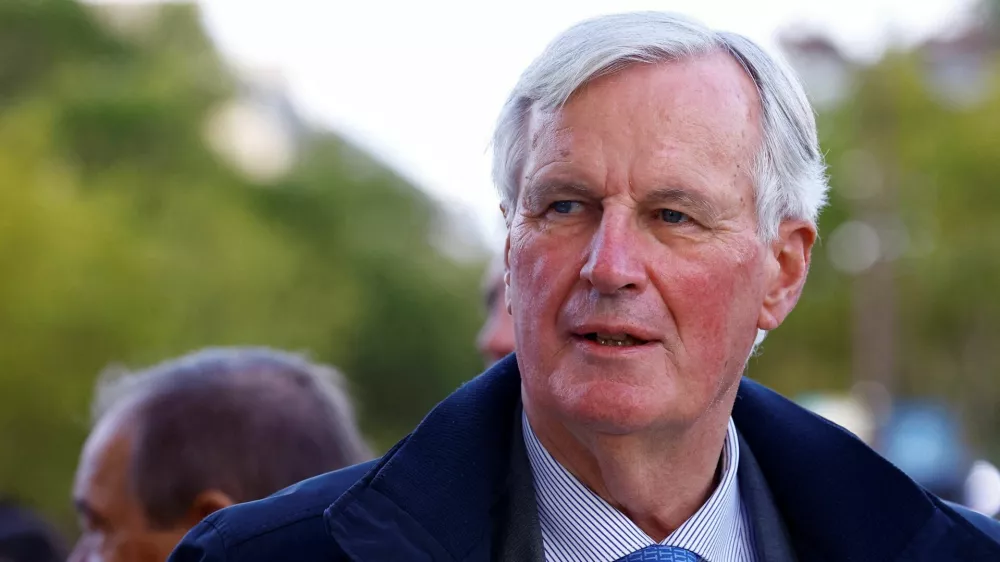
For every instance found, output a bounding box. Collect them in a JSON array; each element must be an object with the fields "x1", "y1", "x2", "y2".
[
  {"x1": 659, "y1": 241, "x2": 765, "y2": 358},
  {"x1": 508, "y1": 226, "x2": 581, "y2": 328}
]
